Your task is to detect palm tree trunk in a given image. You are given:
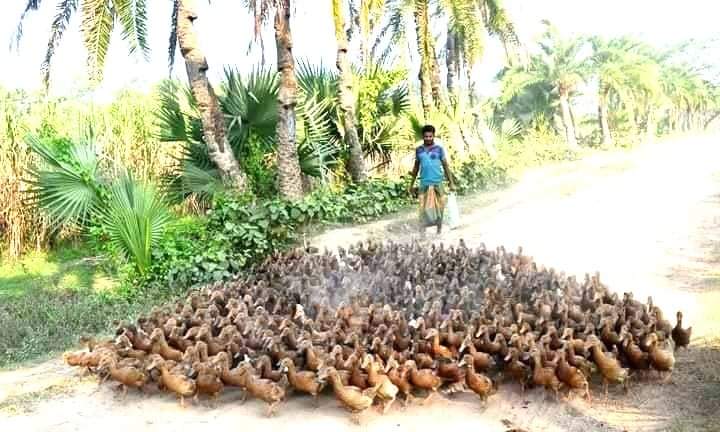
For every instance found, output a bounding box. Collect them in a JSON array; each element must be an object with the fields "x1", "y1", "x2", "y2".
[
  {"x1": 467, "y1": 67, "x2": 477, "y2": 106},
  {"x1": 413, "y1": 0, "x2": 433, "y2": 119},
  {"x1": 274, "y1": 0, "x2": 304, "y2": 200},
  {"x1": 598, "y1": 85, "x2": 613, "y2": 147},
  {"x1": 645, "y1": 110, "x2": 656, "y2": 143},
  {"x1": 431, "y1": 52, "x2": 442, "y2": 107},
  {"x1": 176, "y1": 0, "x2": 248, "y2": 192},
  {"x1": 333, "y1": 0, "x2": 367, "y2": 183},
  {"x1": 445, "y1": 33, "x2": 458, "y2": 97},
  {"x1": 558, "y1": 86, "x2": 579, "y2": 149}
]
